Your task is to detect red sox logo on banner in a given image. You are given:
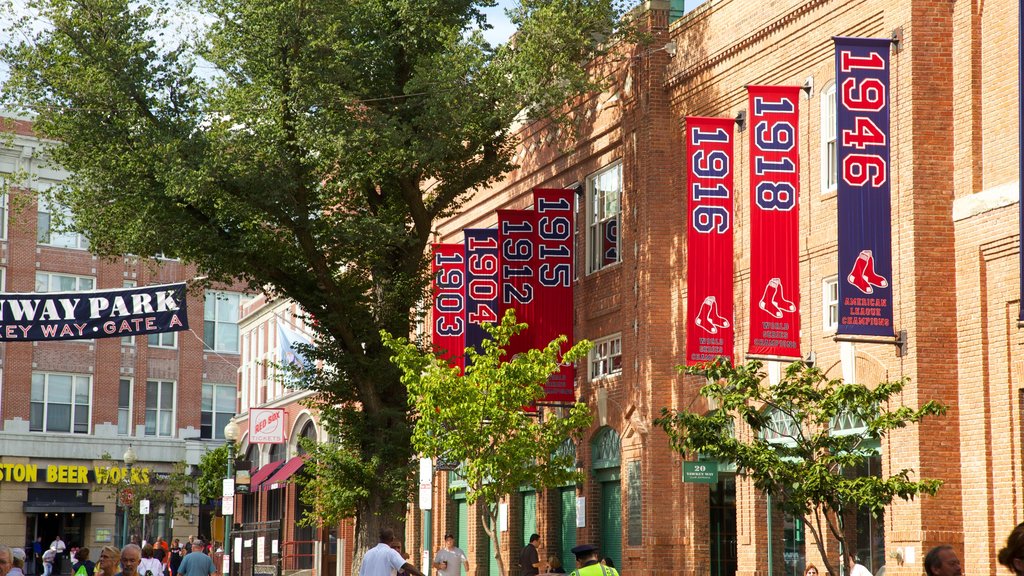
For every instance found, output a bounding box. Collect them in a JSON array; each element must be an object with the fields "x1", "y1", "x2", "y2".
[{"x1": 686, "y1": 116, "x2": 735, "y2": 366}]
